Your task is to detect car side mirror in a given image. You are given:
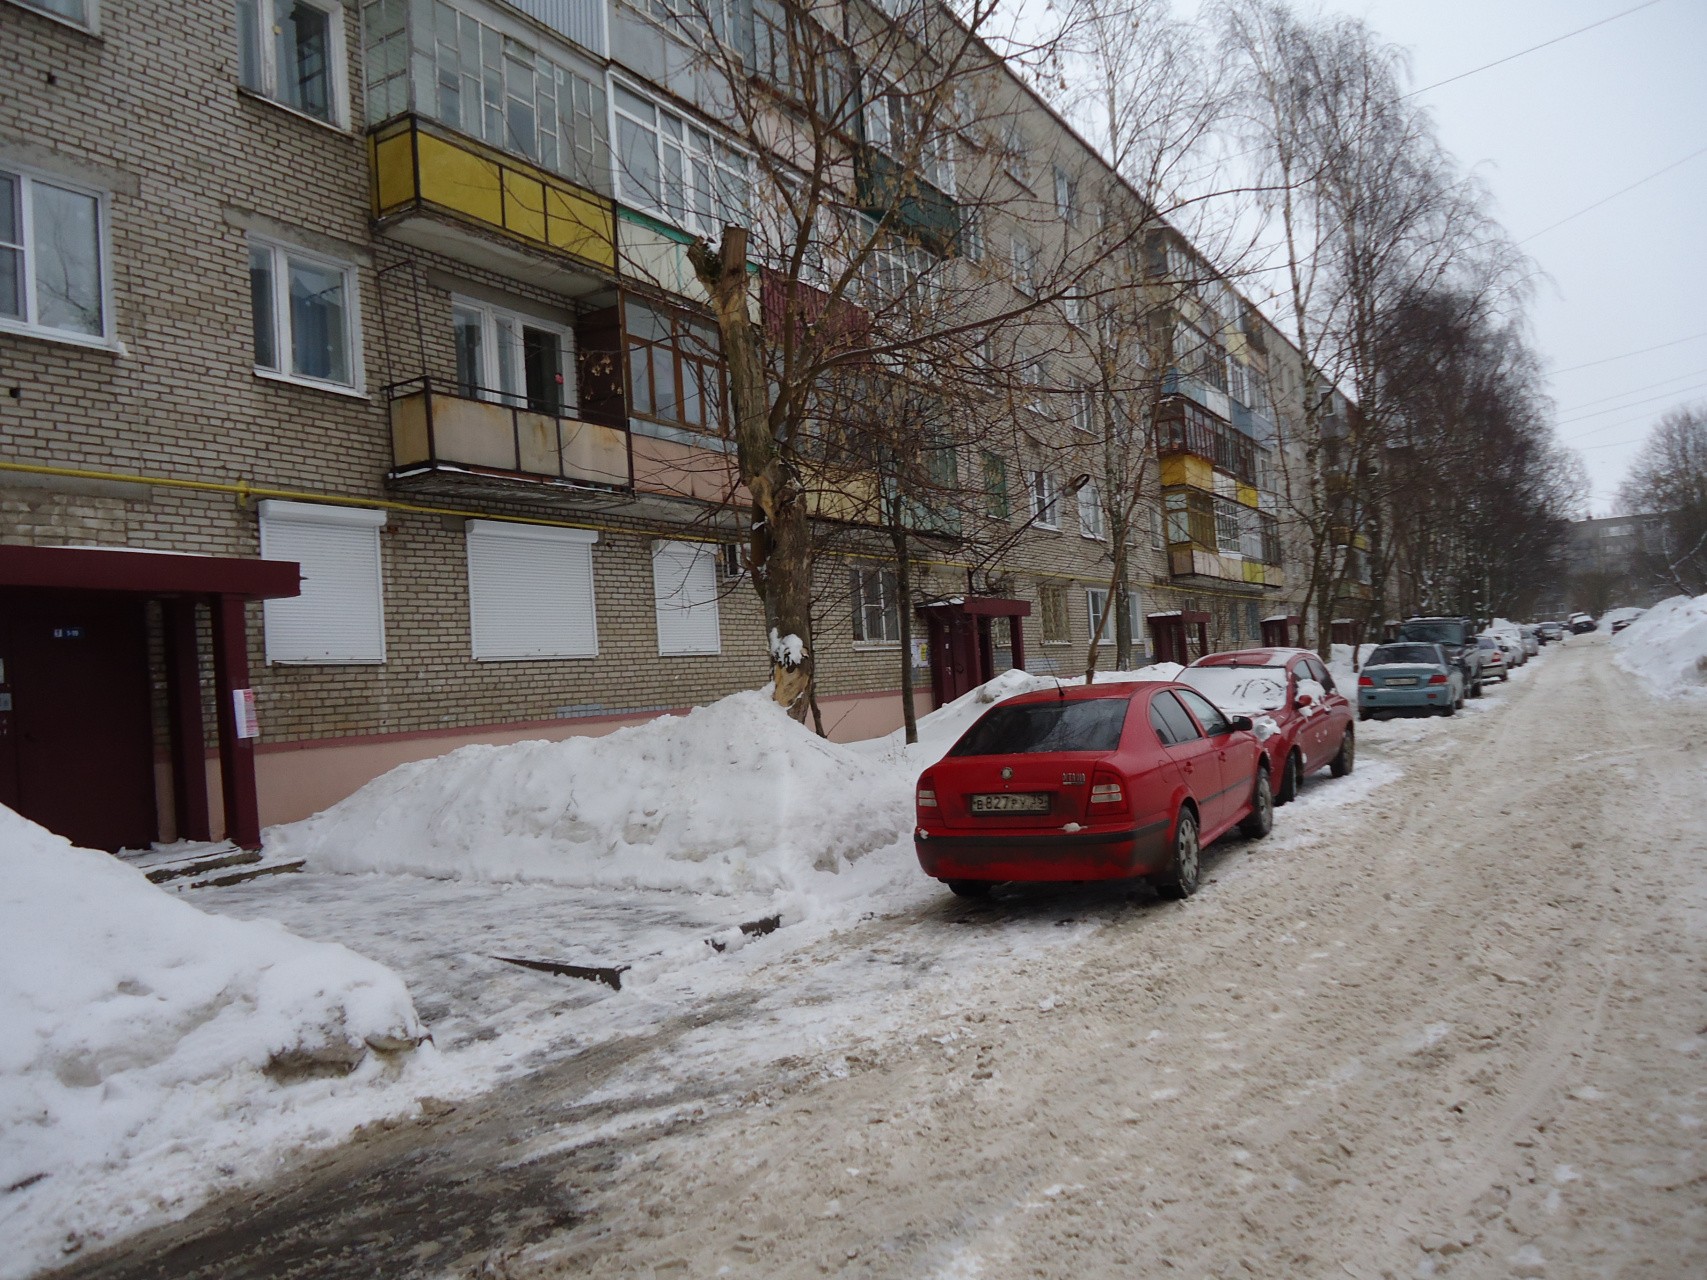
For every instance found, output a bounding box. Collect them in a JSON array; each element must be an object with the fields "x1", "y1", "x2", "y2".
[
  {"x1": 1295, "y1": 692, "x2": 1315, "y2": 708},
  {"x1": 1228, "y1": 715, "x2": 1254, "y2": 732}
]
